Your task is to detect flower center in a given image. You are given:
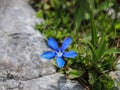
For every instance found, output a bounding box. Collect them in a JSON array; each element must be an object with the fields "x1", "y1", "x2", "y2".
[{"x1": 56, "y1": 49, "x2": 63, "y2": 57}]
